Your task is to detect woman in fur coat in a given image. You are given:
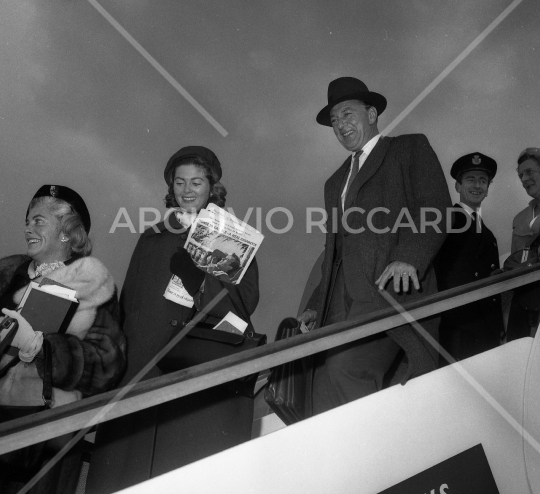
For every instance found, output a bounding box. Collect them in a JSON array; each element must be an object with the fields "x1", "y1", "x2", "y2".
[{"x1": 0, "y1": 184, "x2": 126, "y2": 493}]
